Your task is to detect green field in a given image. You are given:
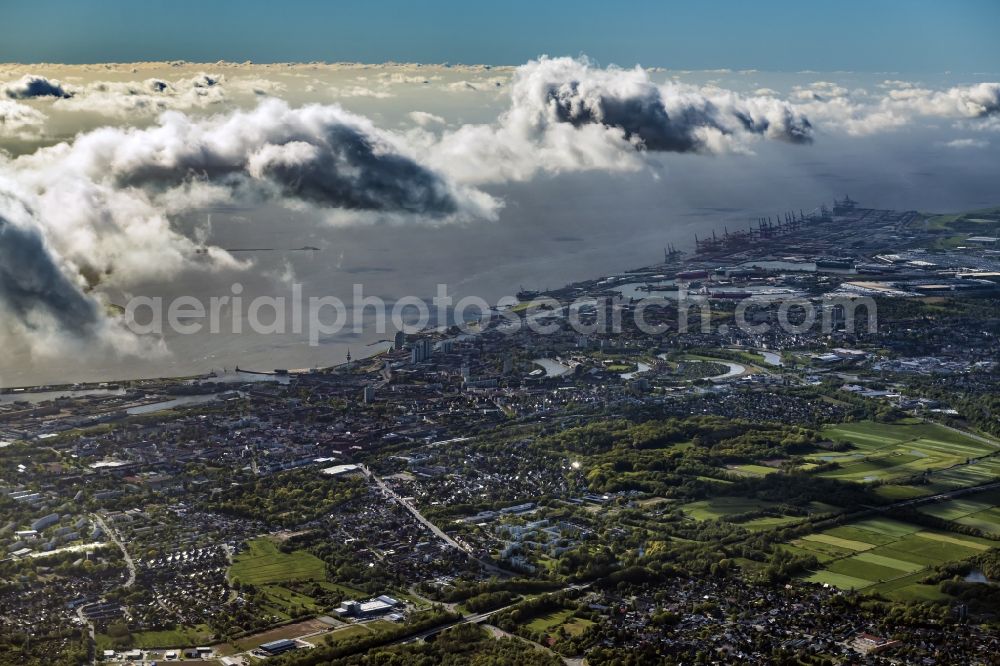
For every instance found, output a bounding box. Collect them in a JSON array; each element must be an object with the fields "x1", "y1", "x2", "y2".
[
  {"x1": 740, "y1": 515, "x2": 804, "y2": 531},
  {"x1": 916, "y1": 488, "x2": 1000, "y2": 535},
  {"x1": 680, "y1": 496, "x2": 817, "y2": 531},
  {"x1": 730, "y1": 464, "x2": 779, "y2": 477},
  {"x1": 923, "y1": 458, "x2": 1000, "y2": 492},
  {"x1": 923, "y1": 208, "x2": 1000, "y2": 233},
  {"x1": 680, "y1": 496, "x2": 775, "y2": 520},
  {"x1": 96, "y1": 625, "x2": 212, "y2": 651},
  {"x1": 526, "y1": 608, "x2": 576, "y2": 632},
  {"x1": 824, "y1": 525, "x2": 898, "y2": 546},
  {"x1": 956, "y1": 508, "x2": 1000, "y2": 534},
  {"x1": 522, "y1": 607, "x2": 593, "y2": 637},
  {"x1": 814, "y1": 421, "x2": 998, "y2": 485},
  {"x1": 801, "y1": 533, "x2": 875, "y2": 552},
  {"x1": 851, "y1": 517, "x2": 923, "y2": 538},
  {"x1": 229, "y1": 538, "x2": 327, "y2": 586},
  {"x1": 920, "y1": 209, "x2": 1000, "y2": 250},
  {"x1": 873, "y1": 484, "x2": 930, "y2": 501},
  {"x1": 562, "y1": 617, "x2": 596, "y2": 636},
  {"x1": 316, "y1": 580, "x2": 367, "y2": 598},
  {"x1": 790, "y1": 514, "x2": 998, "y2": 598},
  {"x1": 803, "y1": 570, "x2": 873, "y2": 589},
  {"x1": 254, "y1": 584, "x2": 324, "y2": 619},
  {"x1": 323, "y1": 623, "x2": 375, "y2": 644},
  {"x1": 224, "y1": 541, "x2": 370, "y2": 622},
  {"x1": 867, "y1": 572, "x2": 951, "y2": 602}
]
